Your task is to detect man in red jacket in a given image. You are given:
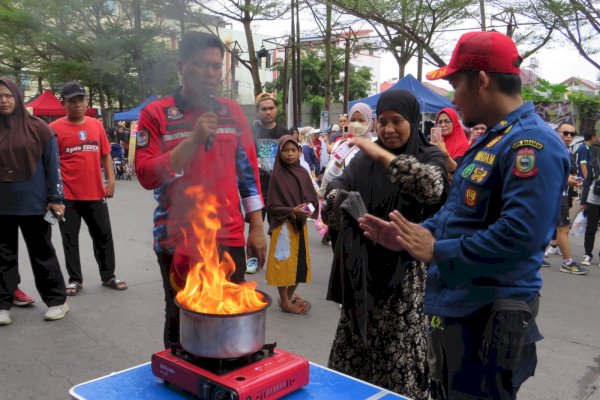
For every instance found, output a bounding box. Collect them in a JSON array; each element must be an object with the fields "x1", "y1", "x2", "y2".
[{"x1": 135, "y1": 31, "x2": 266, "y2": 347}]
